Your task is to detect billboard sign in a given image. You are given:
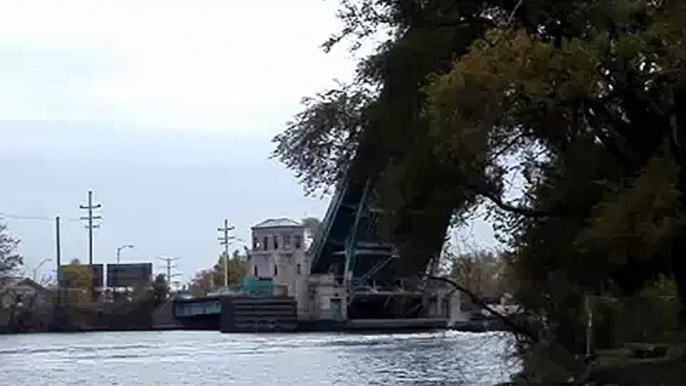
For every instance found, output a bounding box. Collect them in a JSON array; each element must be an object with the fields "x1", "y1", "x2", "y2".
[{"x1": 107, "y1": 263, "x2": 153, "y2": 288}]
